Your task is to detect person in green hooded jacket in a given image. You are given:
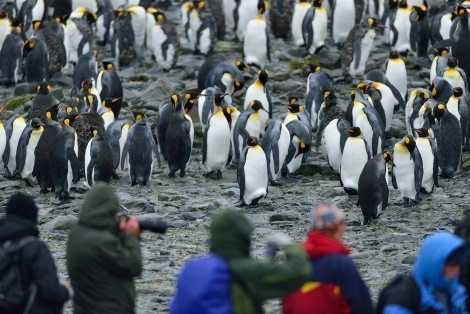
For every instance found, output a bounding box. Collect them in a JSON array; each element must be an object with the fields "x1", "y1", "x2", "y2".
[
  {"x1": 208, "y1": 209, "x2": 311, "y2": 313},
  {"x1": 66, "y1": 182, "x2": 142, "y2": 314}
]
